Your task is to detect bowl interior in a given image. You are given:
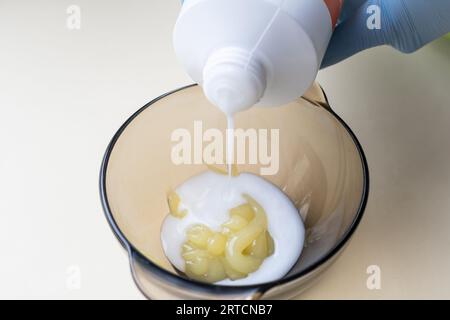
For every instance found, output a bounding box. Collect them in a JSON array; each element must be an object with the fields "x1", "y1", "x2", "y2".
[{"x1": 103, "y1": 85, "x2": 367, "y2": 284}]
